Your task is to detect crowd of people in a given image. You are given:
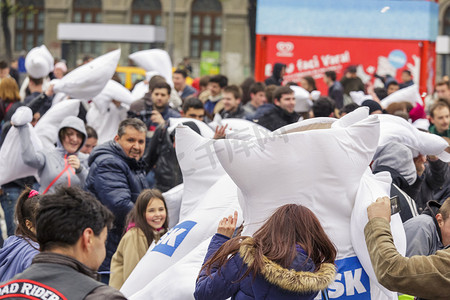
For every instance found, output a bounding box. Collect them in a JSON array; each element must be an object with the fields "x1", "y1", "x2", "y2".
[{"x1": 0, "y1": 49, "x2": 449, "y2": 300}]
